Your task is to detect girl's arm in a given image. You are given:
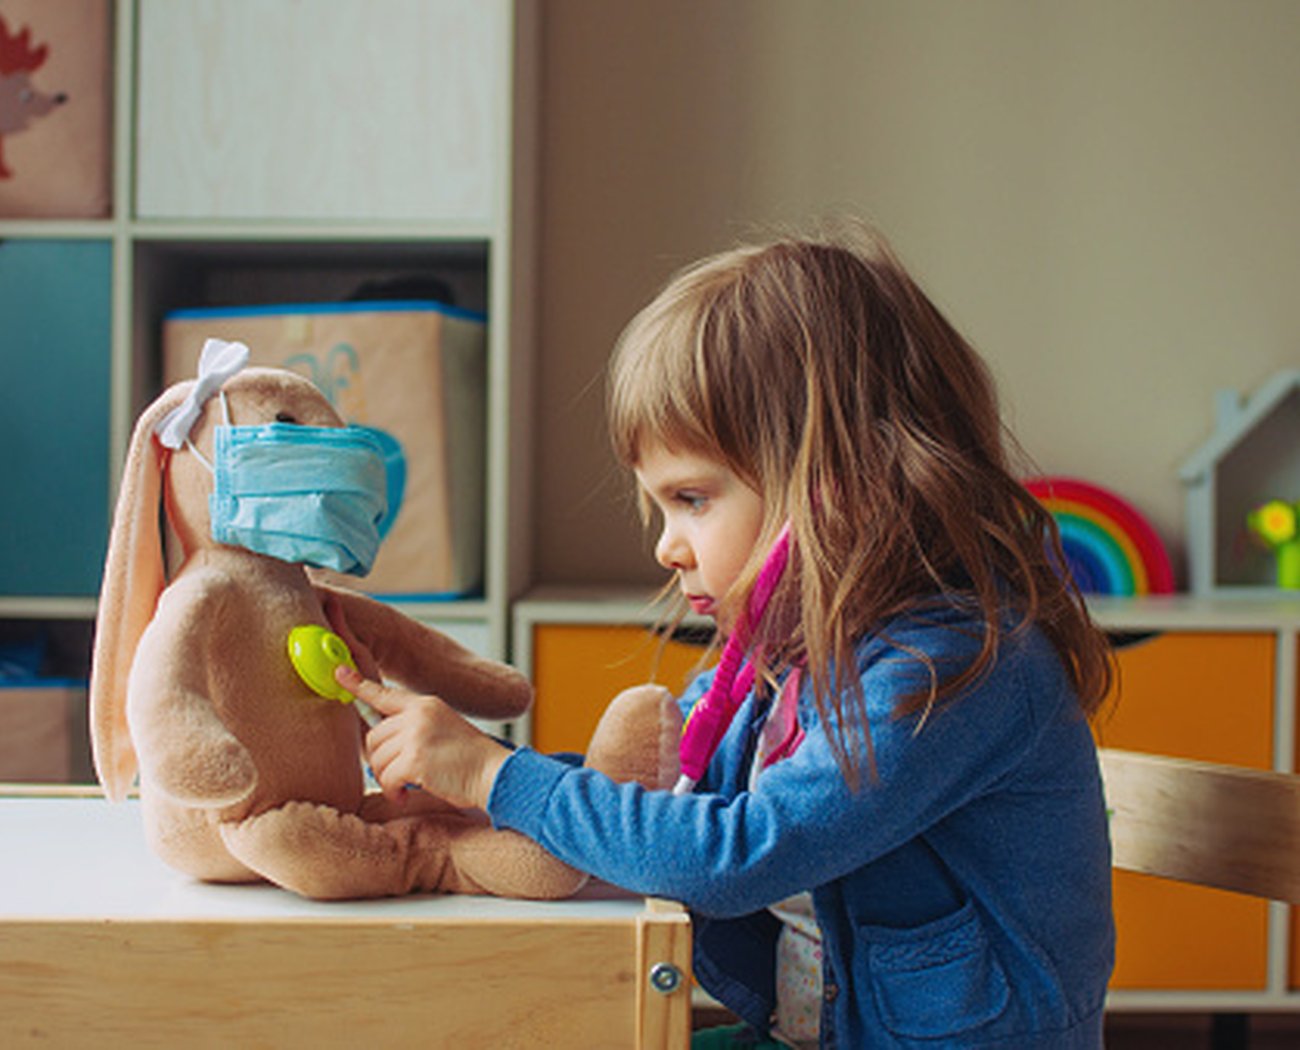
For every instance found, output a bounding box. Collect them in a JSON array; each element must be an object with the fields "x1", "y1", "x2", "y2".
[
  {"x1": 337, "y1": 661, "x2": 712, "y2": 809},
  {"x1": 342, "y1": 625, "x2": 1090, "y2": 916}
]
